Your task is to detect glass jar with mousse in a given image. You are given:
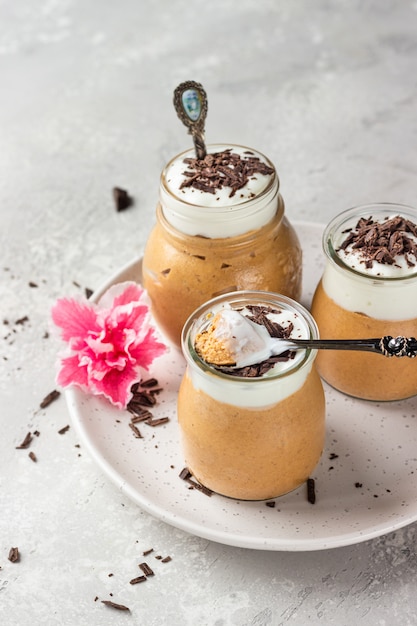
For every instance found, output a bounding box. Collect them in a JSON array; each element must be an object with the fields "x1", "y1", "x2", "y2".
[
  {"x1": 311, "y1": 203, "x2": 417, "y2": 401},
  {"x1": 177, "y1": 290, "x2": 325, "y2": 501},
  {"x1": 142, "y1": 144, "x2": 302, "y2": 347}
]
